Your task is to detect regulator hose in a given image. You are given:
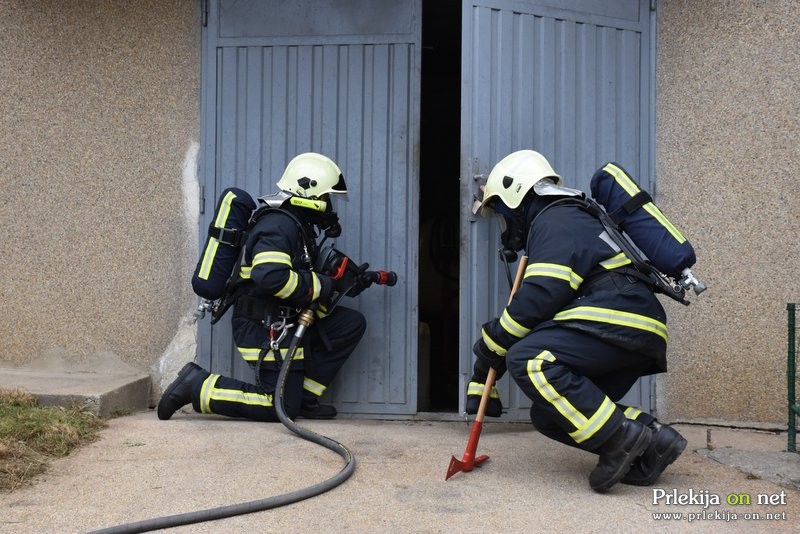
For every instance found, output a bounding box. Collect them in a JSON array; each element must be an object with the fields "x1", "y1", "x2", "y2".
[{"x1": 89, "y1": 316, "x2": 356, "y2": 534}]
